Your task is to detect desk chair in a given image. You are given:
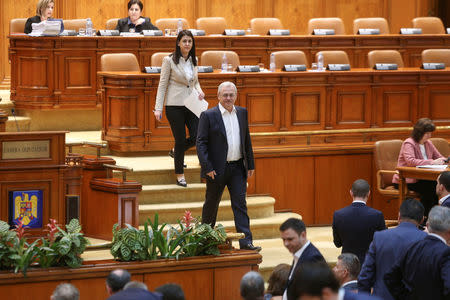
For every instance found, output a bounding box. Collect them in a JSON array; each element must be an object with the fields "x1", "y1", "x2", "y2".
[
  {"x1": 250, "y1": 18, "x2": 283, "y2": 35},
  {"x1": 63, "y1": 19, "x2": 87, "y2": 31},
  {"x1": 151, "y1": 52, "x2": 171, "y2": 67},
  {"x1": 315, "y1": 50, "x2": 350, "y2": 68},
  {"x1": 308, "y1": 18, "x2": 345, "y2": 35},
  {"x1": 100, "y1": 53, "x2": 140, "y2": 72},
  {"x1": 155, "y1": 18, "x2": 189, "y2": 32},
  {"x1": 200, "y1": 51, "x2": 240, "y2": 70},
  {"x1": 196, "y1": 17, "x2": 226, "y2": 35},
  {"x1": 368, "y1": 50, "x2": 404, "y2": 68},
  {"x1": 10, "y1": 18, "x2": 27, "y2": 33},
  {"x1": 412, "y1": 17, "x2": 445, "y2": 34},
  {"x1": 271, "y1": 51, "x2": 307, "y2": 69},
  {"x1": 421, "y1": 49, "x2": 450, "y2": 66},
  {"x1": 353, "y1": 17, "x2": 390, "y2": 34},
  {"x1": 106, "y1": 18, "x2": 119, "y2": 30},
  {"x1": 430, "y1": 138, "x2": 450, "y2": 157}
]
